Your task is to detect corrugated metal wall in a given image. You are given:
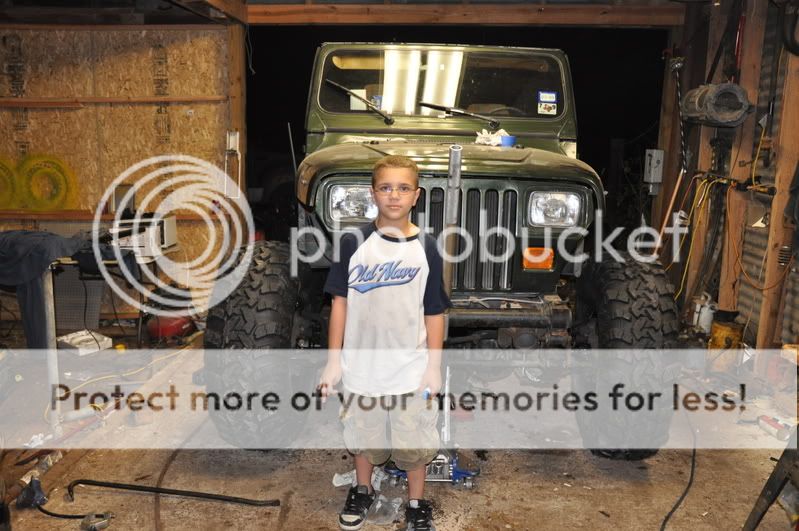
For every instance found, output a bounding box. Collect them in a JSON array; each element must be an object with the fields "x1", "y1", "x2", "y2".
[
  {"x1": 783, "y1": 268, "x2": 799, "y2": 344},
  {"x1": 736, "y1": 3, "x2": 786, "y2": 344}
]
